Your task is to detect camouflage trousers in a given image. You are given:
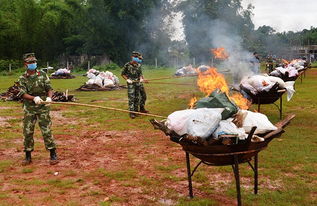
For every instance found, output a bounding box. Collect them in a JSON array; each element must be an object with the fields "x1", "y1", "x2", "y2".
[
  {"x1": 127, "y1": 83, "x2": 147, "y2": 111},
  {"x1": 23, "y1": 110, "x2": 56, "y2": 152}
]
